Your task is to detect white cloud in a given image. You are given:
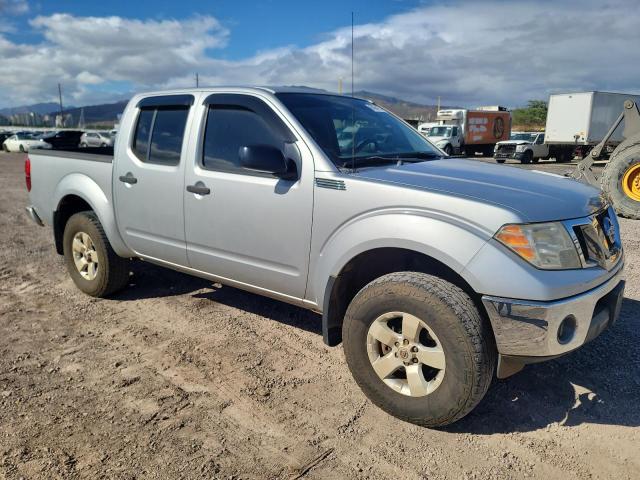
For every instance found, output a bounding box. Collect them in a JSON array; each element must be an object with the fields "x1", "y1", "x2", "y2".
[
  {"x1": 1, "y1": 1, "x2": 639, "y2": 108},
  {"x1": 0, "y1": 0, "x2": 29, "y2": 15}
]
